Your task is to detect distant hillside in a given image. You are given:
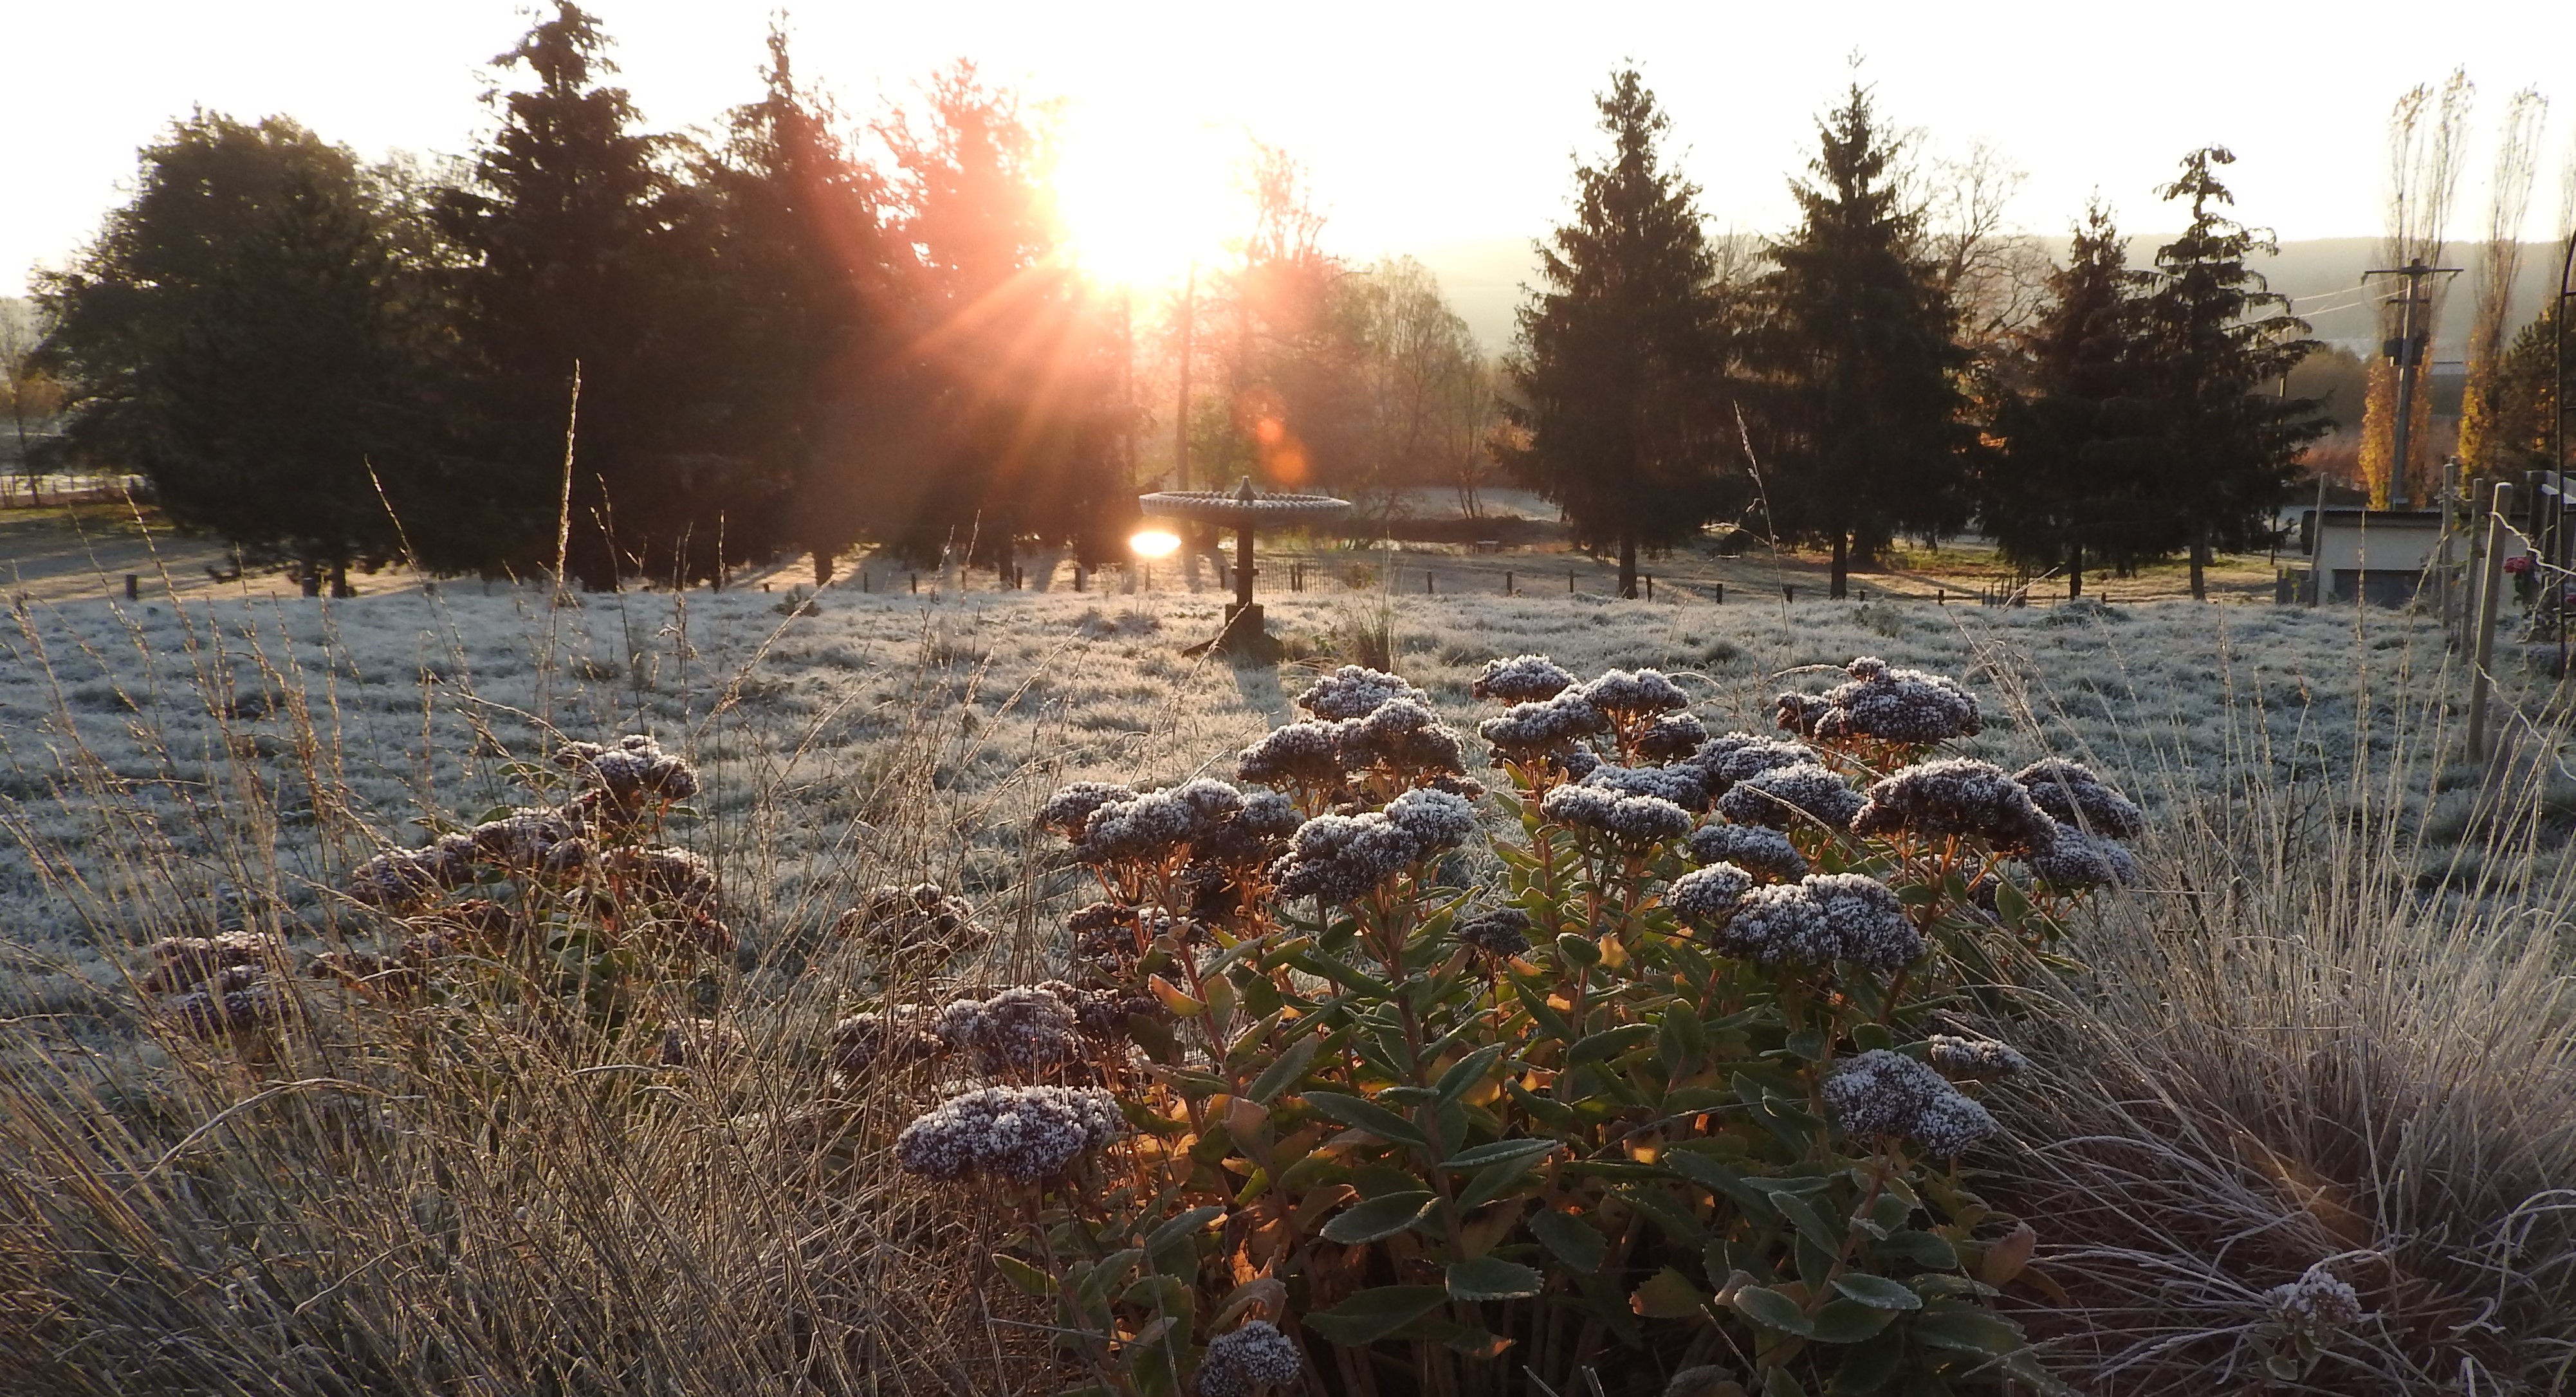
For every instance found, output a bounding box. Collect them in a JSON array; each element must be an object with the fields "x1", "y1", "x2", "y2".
[{"x1": 1410, "y1": 236, "x2": 2571, "y2": 358}]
